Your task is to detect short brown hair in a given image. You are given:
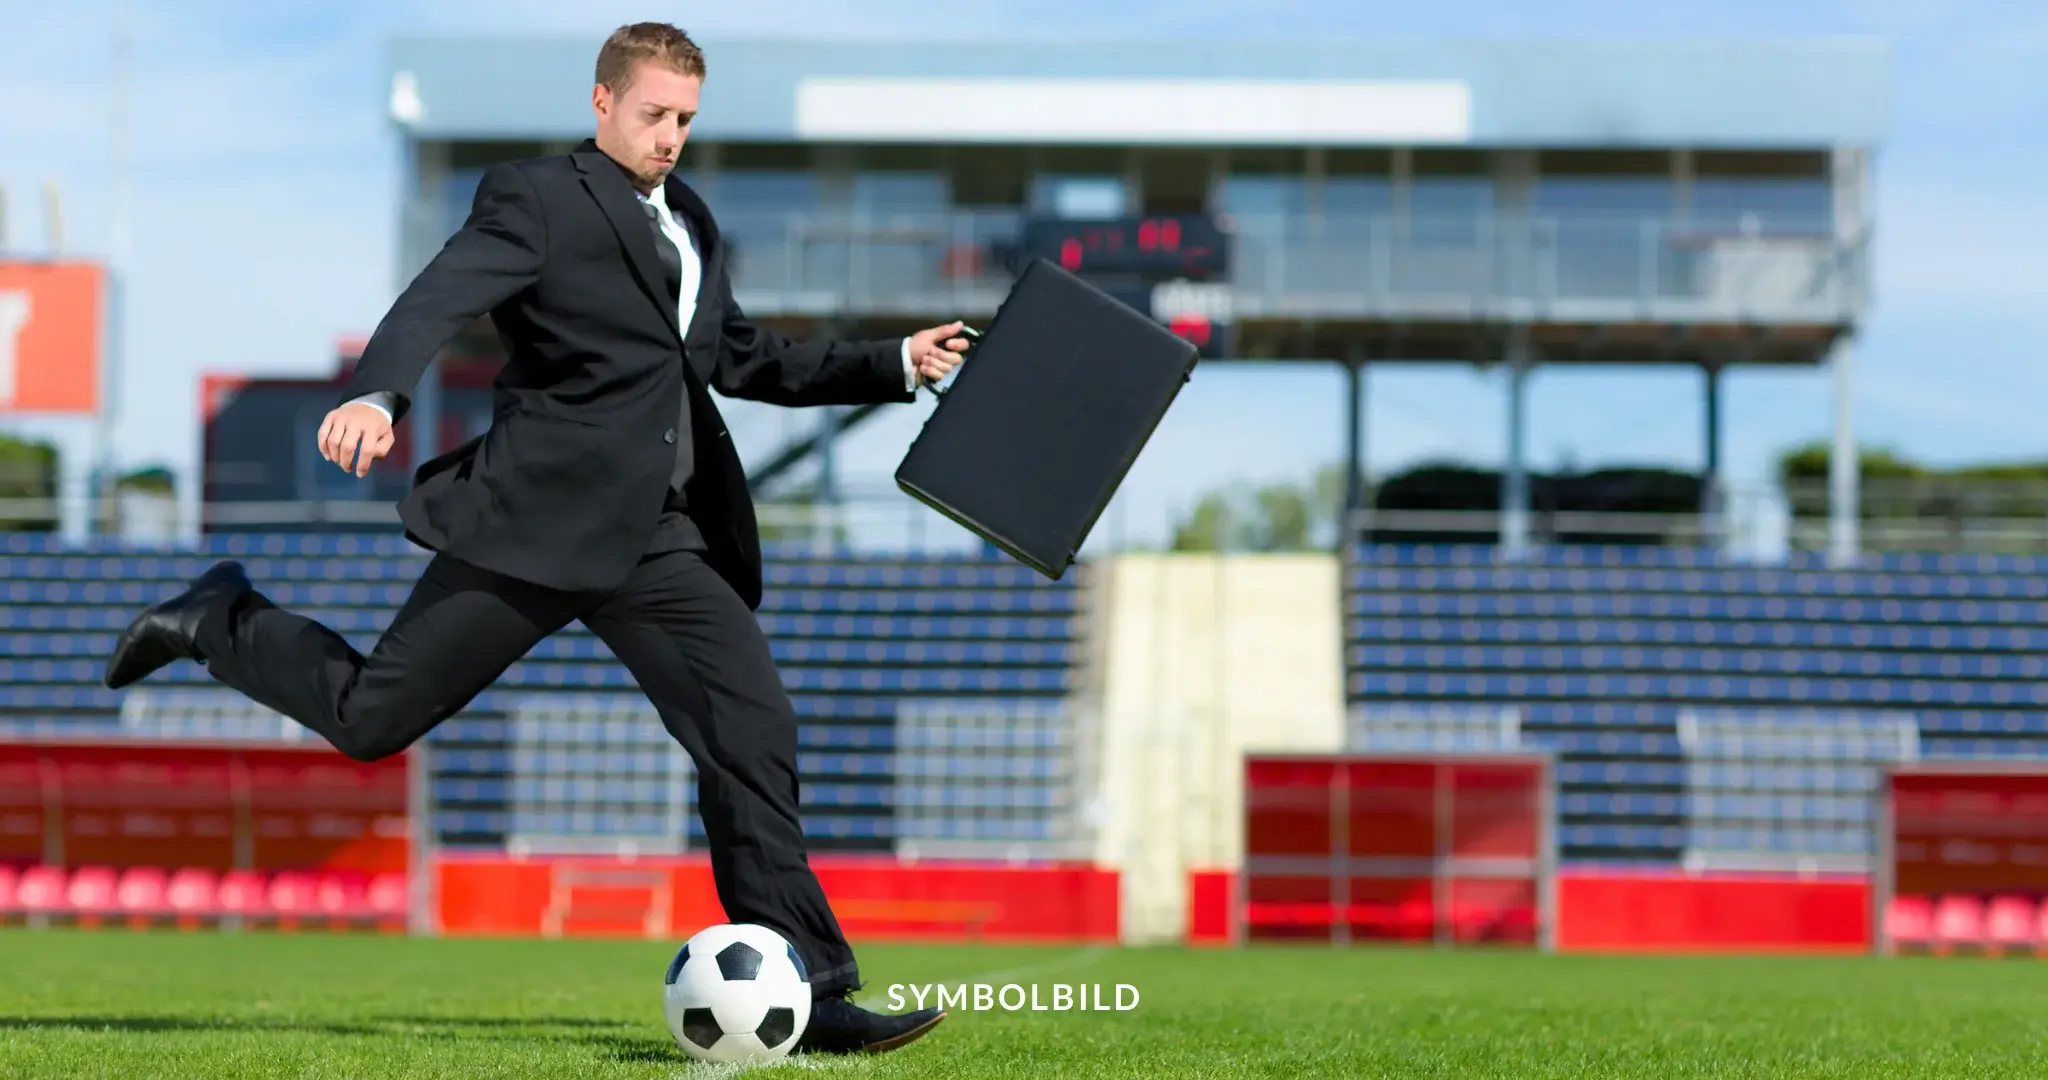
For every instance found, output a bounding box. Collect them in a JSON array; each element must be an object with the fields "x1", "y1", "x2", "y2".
[{"x1": 595, "y1": 22, "x2": 705, "y2": 92}]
